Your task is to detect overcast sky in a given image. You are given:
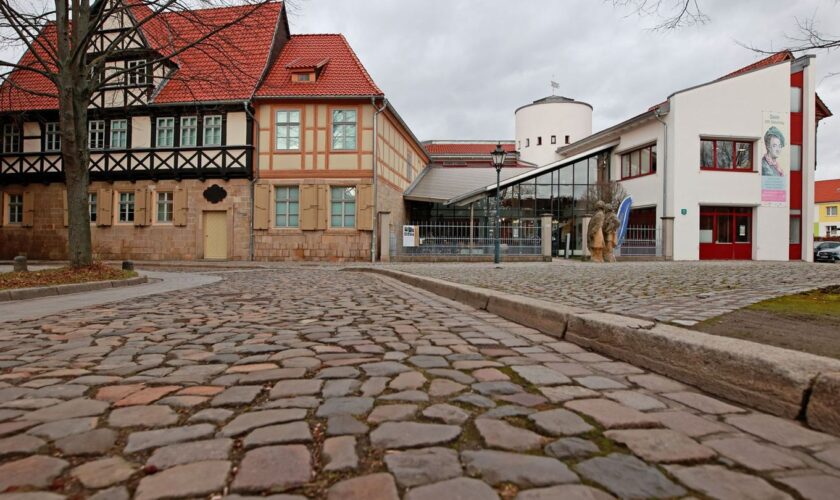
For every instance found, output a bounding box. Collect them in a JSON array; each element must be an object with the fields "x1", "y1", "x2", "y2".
[{"x1": 291, "y1": 0, "x2": 840, "y2": 180}]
